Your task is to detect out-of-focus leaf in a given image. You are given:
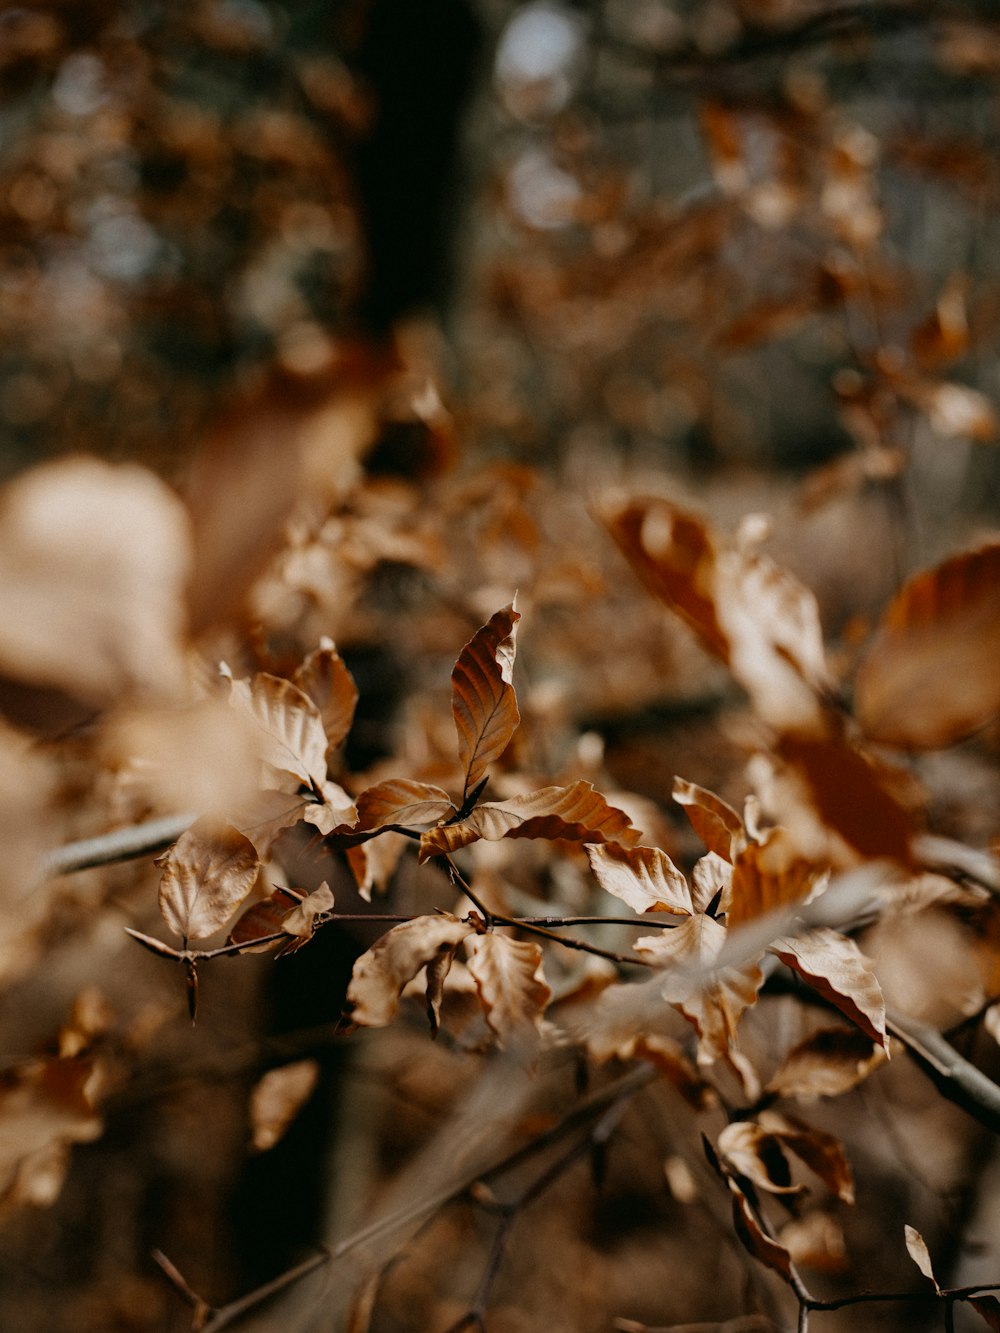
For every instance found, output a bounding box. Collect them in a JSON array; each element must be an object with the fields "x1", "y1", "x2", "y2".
[
  {"x1": 904, "y1": 1224, "x2": 939, "y2": 1290},
  {"x1": 717, "y1": 1122, "x2": 800, "y2": 1195},
  {"x1": 771, "y1": 930, "x2": 887, "y2": 1049},
  {"x1": 226, "y1": 887, "x2": 305, "y2": 953},
  {"x1": 729, "y1": 1180, "x2": 797, "y2": 1283},
  {"x1": 157, "y1": 818, "x2": 261, "y2": 941},
  {"x1": 249, "y1": 1060, "x2": 320, "y2": 1153},
  {"x1": 766, "y1": 1027, "x2": 887, "y2": 1100},
  {"x1": 451, "y1": 601, "x2": 521, "y2": 801},
  {"x1": 419, "y1": 780, "x2": 640, "y2": 860},
  {"x1": 465, "y1": 933, "x2": 552, "y2": 1047},
  {"x1": 779, "y1": 1211, "x2": 849, "y2": 1274},
  {"x1": 758, "y1": 1110, "x2": 855, "y2": 1204},
  {"x1": 226, "y1": 671, "x2": 328, "y2": 793},
  {"x1": 854, "y1": 543, "x2": 1000, "y2": 749},
  {"x1": 970, "y1": 1295, "x2": 1000, "y2": 1331},
  {"x1": 294, "y1": 638, "x2": 358, "y2": 751},
  {"x1": 632, "y1": 1035, "x2": 716, "y2": 1110},
  {"x1": 0, "y1": 457, "x2": 191, "y2": 704},
  {"x1": 347, "y1": 913, "x2": 473, "y2": 1027},
  {"x1": 778, "y1": 732, "x2": 915, "y2": 863},
  {"x1": 0, "y1": 1056, "x2": 104, "y2": 1213},
  {"x1": 728, "y1": 828, "x2": 821, "y2": 930},
  {"x1": 602, "y1": 495, "x2": 830, "y2": 732},
  {"x1": 673, "y1": 777, "x2": 746, "y2": 862},
  {"x1": 586, "y1": 842, "x2": 693, "y2": 915},
  {"x1": 636, "y1": 914, "x2": 764, "y2": 1065},
  {"x1": 907, "y1": 380, "x2": 998, "y2": 441},
  {"x1": 230, "y1": 789, "x2": 313, "y2": 858}
]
